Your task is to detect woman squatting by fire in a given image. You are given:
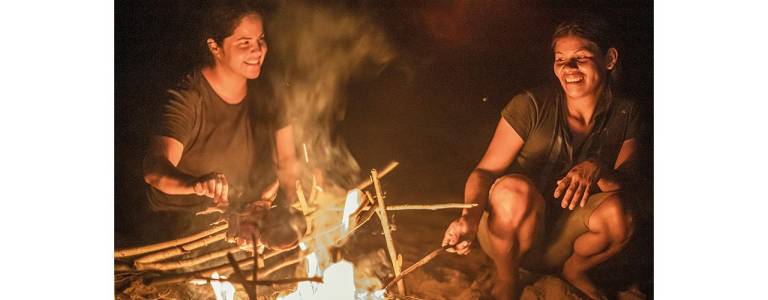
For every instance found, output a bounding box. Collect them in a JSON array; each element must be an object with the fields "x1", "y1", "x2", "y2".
[
  {"x1": 442, "y1": 15, "x2": 641, "y2": 300},
  {"x1": 142, "y1": 1, "x2": 306, "y2": 251}
]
